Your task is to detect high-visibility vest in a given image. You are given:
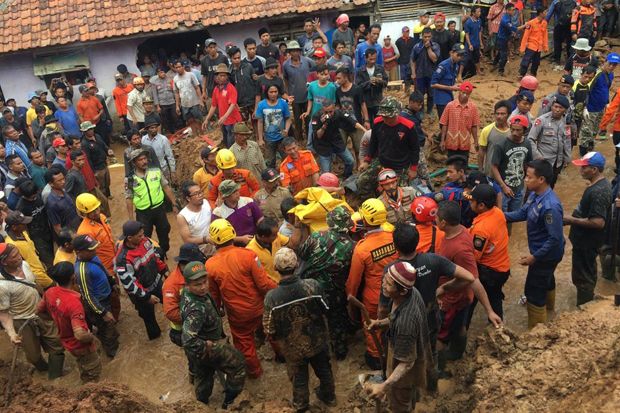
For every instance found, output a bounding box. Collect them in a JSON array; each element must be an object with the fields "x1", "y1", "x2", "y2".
[{"x1": 131, "y1": 168, "x2": 164, "y2": 210}]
